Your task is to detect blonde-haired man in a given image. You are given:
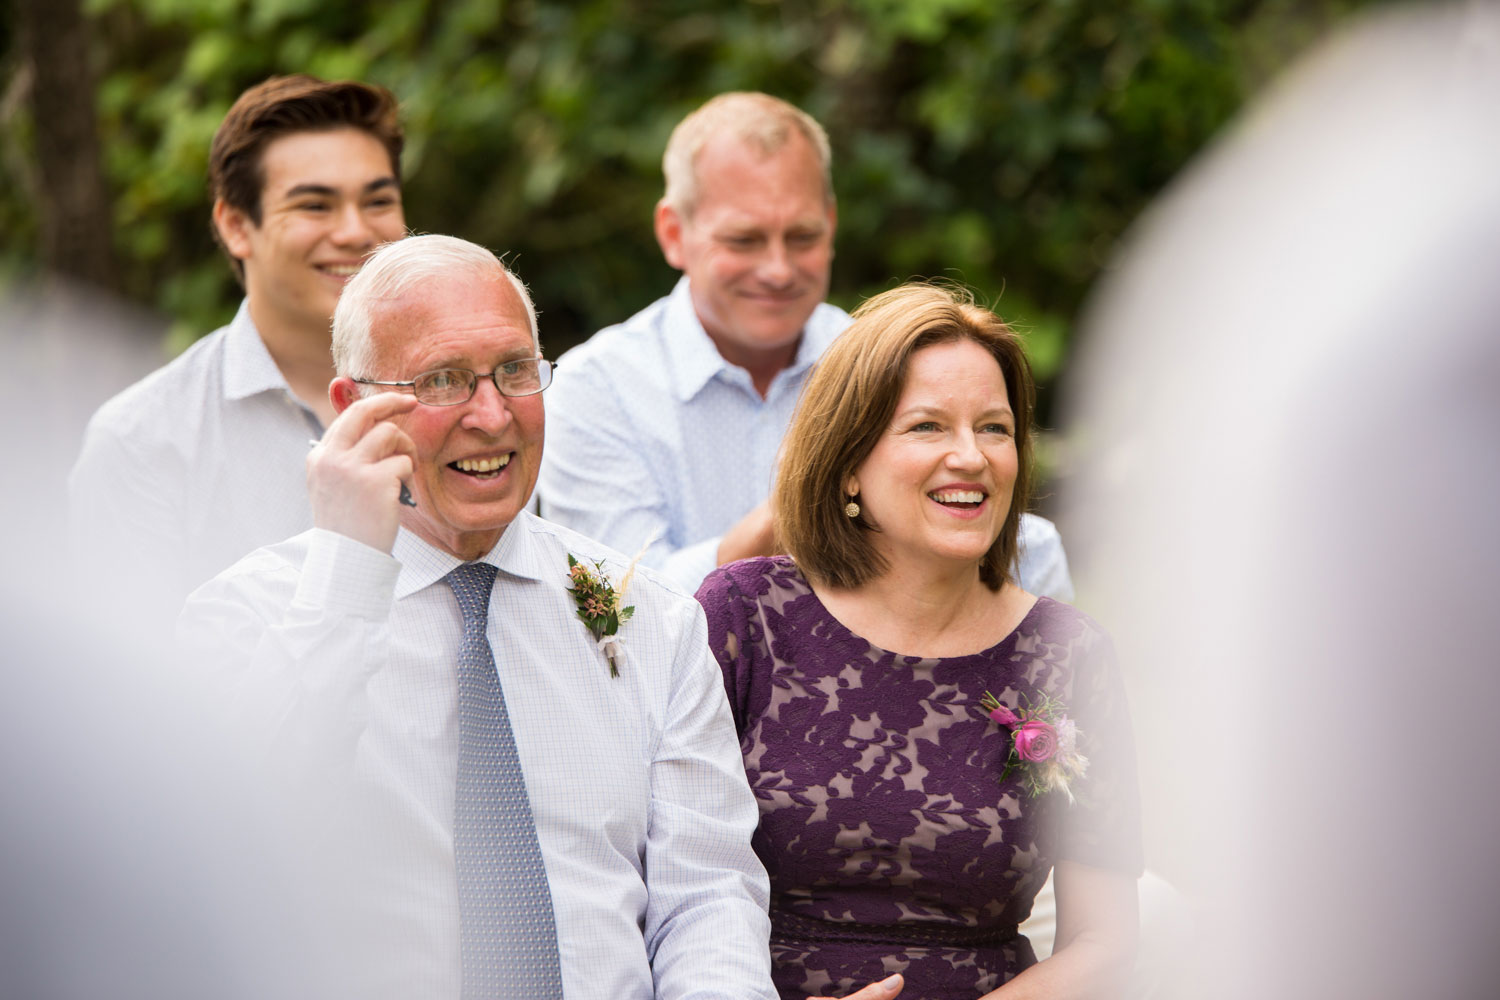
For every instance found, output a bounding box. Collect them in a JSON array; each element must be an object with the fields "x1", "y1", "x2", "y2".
[{"x1": 538, "y1": 92, "x2": 1073, "y2": 598}]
